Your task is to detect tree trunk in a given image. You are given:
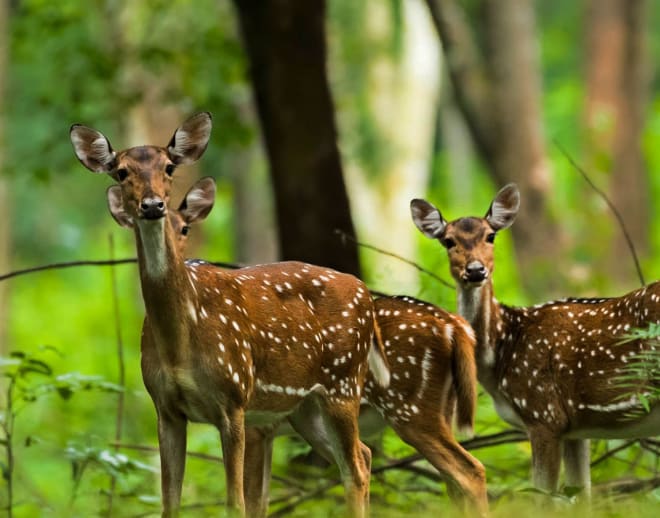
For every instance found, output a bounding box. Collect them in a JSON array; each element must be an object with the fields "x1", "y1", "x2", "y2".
[
  {"x1": 0, "y1": 0, "x2": 11, "y2": 354},
  {"x1": 584, "y1": 0, "x2": 648, "y2": 285},
  {"x1": 425, "y1": 0, "x2": 562, "y2": 297},
  {"x1": 232, "y1": 0, "x2": 361, "y2": 277}
]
